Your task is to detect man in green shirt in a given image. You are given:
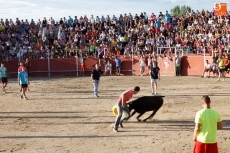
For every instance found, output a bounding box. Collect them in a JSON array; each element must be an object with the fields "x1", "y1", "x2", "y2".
[
  {"x1": 0, "y1": 63, "x2": 8, "y2": 93},
  {"x1": 193, "y1": 95, "x2": 223, "y2": 153}
]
